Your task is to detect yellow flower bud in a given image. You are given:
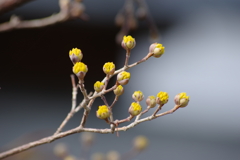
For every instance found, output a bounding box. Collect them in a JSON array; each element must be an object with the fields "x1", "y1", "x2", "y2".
[
  {"x1": 146, "y1": 95, "x2": 157, "y2": 108},
  {"x1": 149, "y1": 43, "x2": 165, "y2": 58},
  {"x1": 129, "y1": 102, "x2": 142, "y2": 116},
  {"x1": 117, "y1": 71, "x2": 131, "y2": 85},
  {"x1": 94, "y1": 81, "x2": 104, "y2": 93},
  {"x1": 72, "y1": 62, "x2": 88, "y2": 80},
  {"x1": 69, "y1": 48, "x2": 83, "y2": 64},
  {"x1": 133, "y1": 135, "x2": 148, "y2": 151},
  {"x1": 96, "y1": 105, "x2": 110, "y2": 119},
  {"x1": 132, "y1": 90, "x2": 144, "y2": 102},
  {"x1": 103, "y1": 62, "x2": 115, "y2": 75},
  {"x1": 156, "y1": 91, "x2": 169, "y2": 105},
  {"x1": 113, "y1": 85, "x2": 124, "y2": 96},
  {"x1": 121, "y1": 35, "x2": 136, "y2": 50},
  {"x1": 174, "y1": 92, "x2": 190, "y2": 107}
]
